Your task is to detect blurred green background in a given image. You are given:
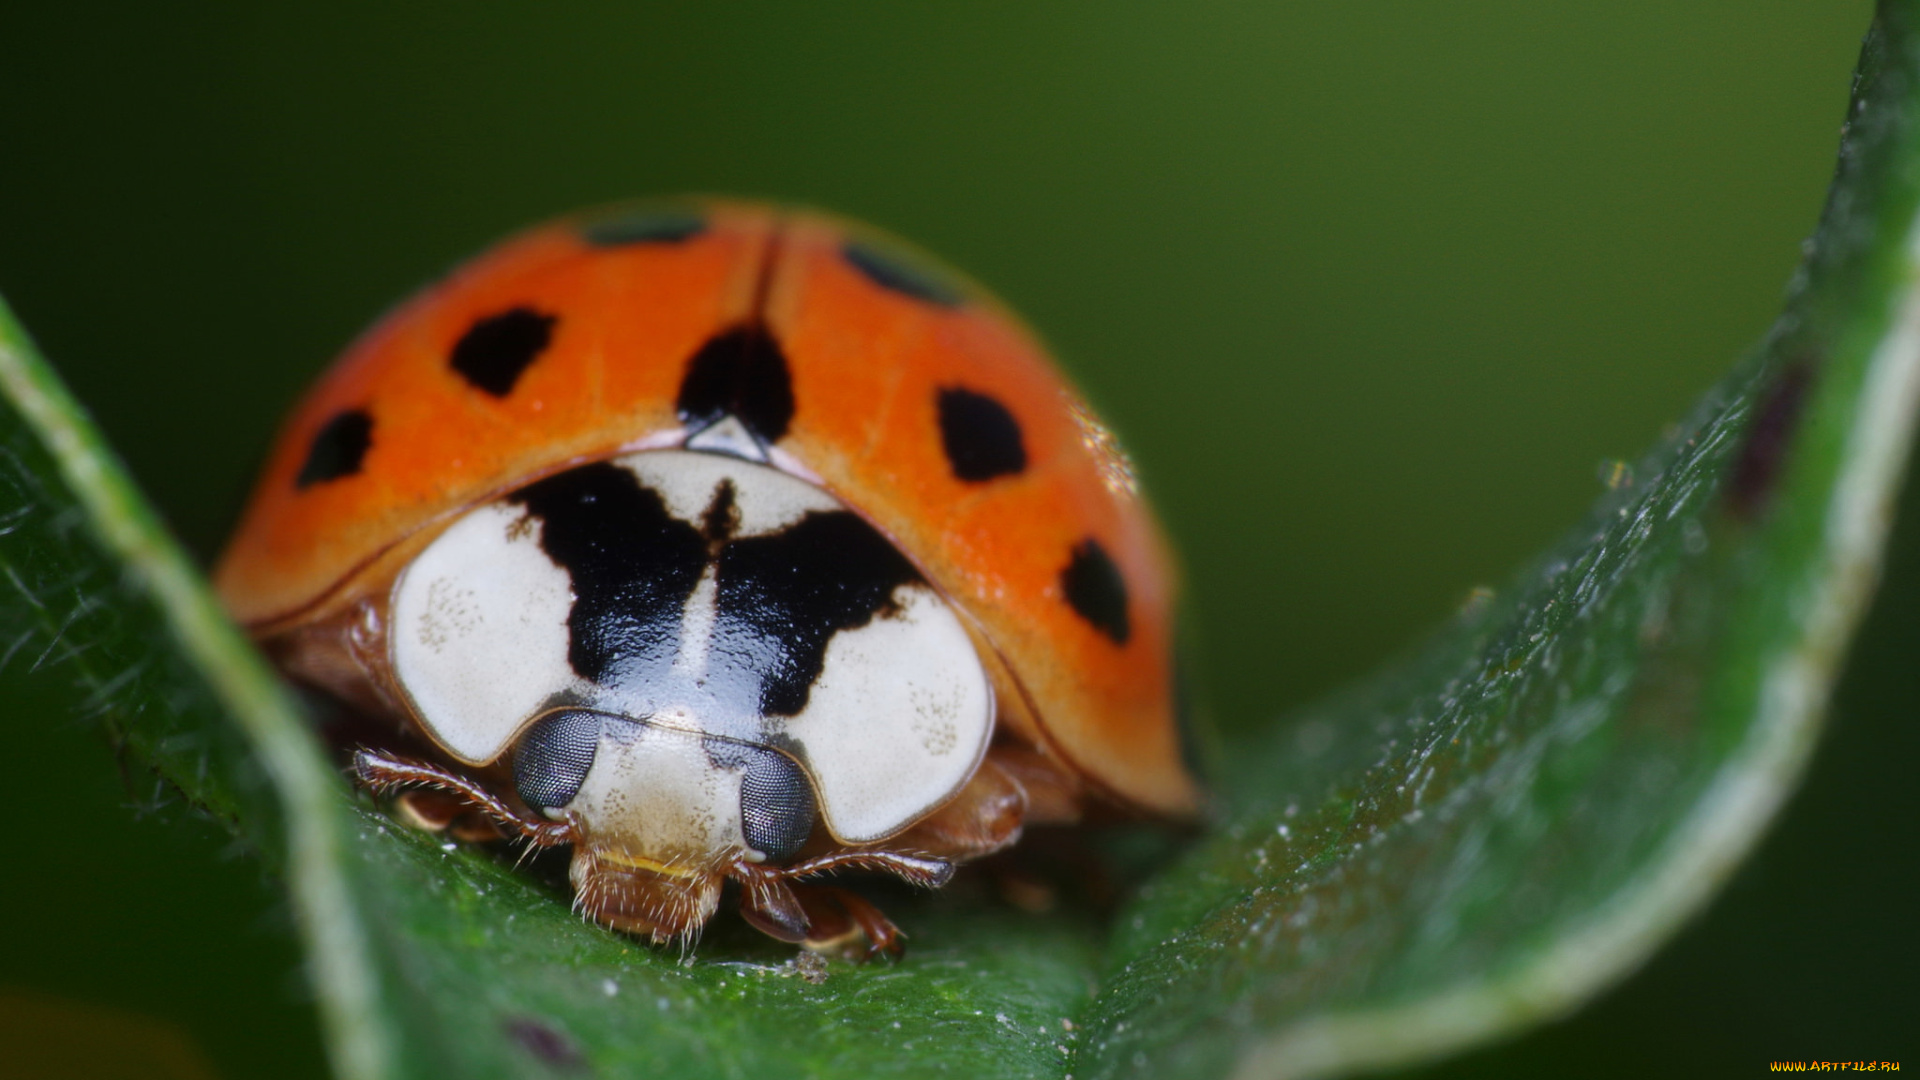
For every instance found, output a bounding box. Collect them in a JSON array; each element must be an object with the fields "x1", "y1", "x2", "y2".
[{"x1": 2, "y1": 2, "x2": 1910, "y2": 1077}]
